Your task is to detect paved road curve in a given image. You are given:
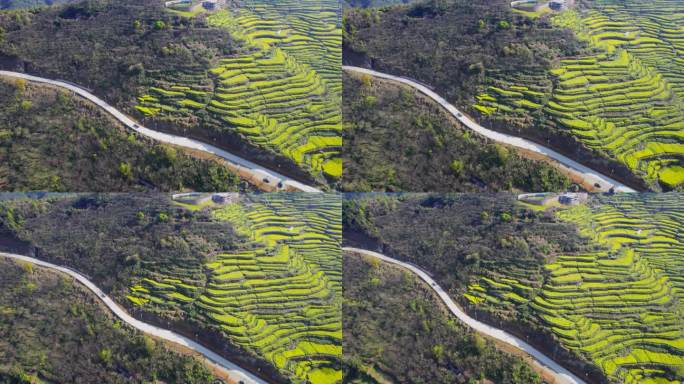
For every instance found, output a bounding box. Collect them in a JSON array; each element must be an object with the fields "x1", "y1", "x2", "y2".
[
  {"x1": 0, "y1": 251, "x2": 268, "y2": 384},
  {"x1": 343, "y1": 66, "x2": 636, "y2": 193},
  {"x1": 0, "y1": 70, "x2": 320, "y2": 193},
  {"x1": 344, "y1": 247, "x2": 588, "y2": 384}
]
